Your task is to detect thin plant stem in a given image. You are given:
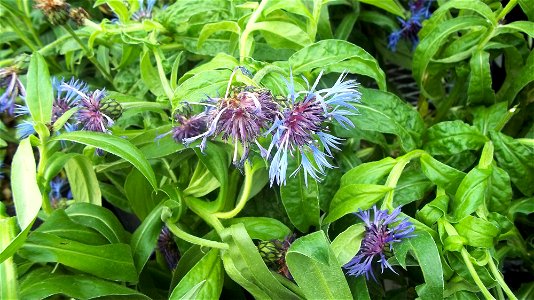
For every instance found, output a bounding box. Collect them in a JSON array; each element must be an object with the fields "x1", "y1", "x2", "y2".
[
  {"x1": 239, "y1": 0, "x2": 269, "y2": 62},
  {"x1": 486, "y1": 251, "x2": 518, "y2": 300},
  {"x1": 152, "y1": 48, "x2": 174, "y2": 100},
  {"x1": 460, "y1": 248, "x2": 496, "y2": 300},
  {"x1": 215, "y1": 161, "x2": 253, "y2": 219},
  {"x1": 166, "y1": 222, "x2": 228, "y2": 250}
]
